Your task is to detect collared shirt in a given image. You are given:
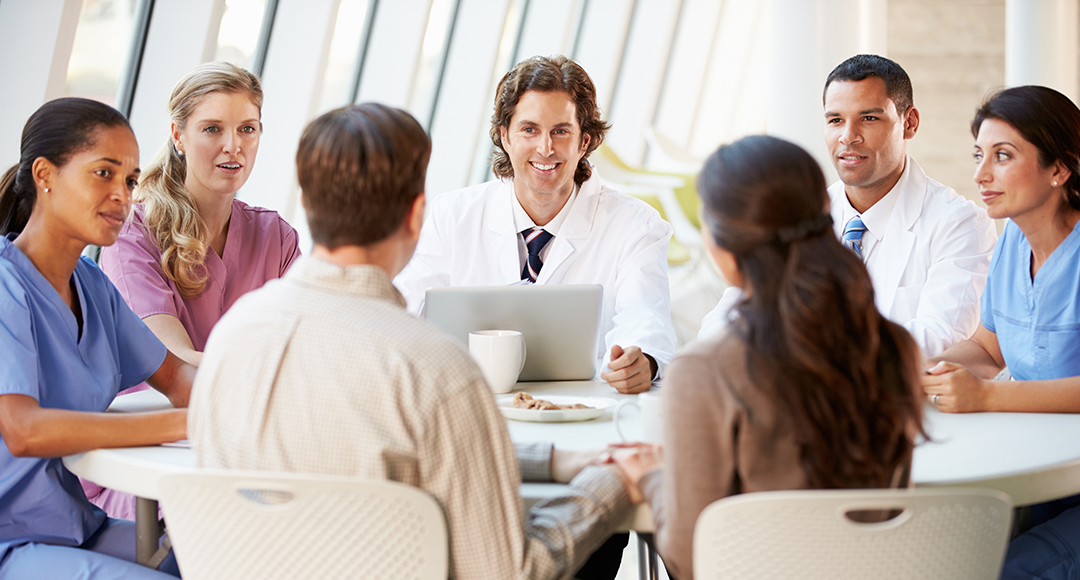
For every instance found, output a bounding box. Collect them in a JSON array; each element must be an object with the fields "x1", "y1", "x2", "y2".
[
  {"x1": 0, "y1": 235, "x2": 165, "y2": 550},
  {"x1": 190, "y1": 256, "x2": 631, "y2": 580},
  {"x1": 838, "y1": 178, "x2": 902, "y2": 262},
  {"x1": 512, "y1": 186, "x2": 578, "y2": 269},
  {"x1": 981, "y1": 219, "x2": 1080, "y2": 381}
]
